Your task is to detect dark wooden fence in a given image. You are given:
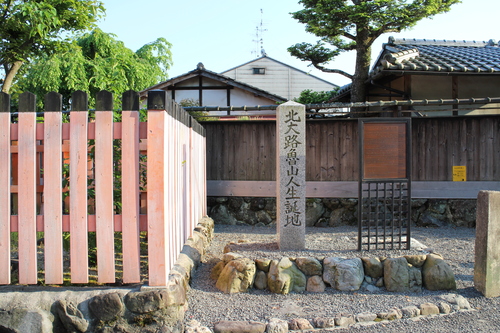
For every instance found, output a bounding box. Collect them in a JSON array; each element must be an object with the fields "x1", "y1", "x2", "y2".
[{"x1": 205, "y1": 115, "x2": 500, "y2": 182}]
